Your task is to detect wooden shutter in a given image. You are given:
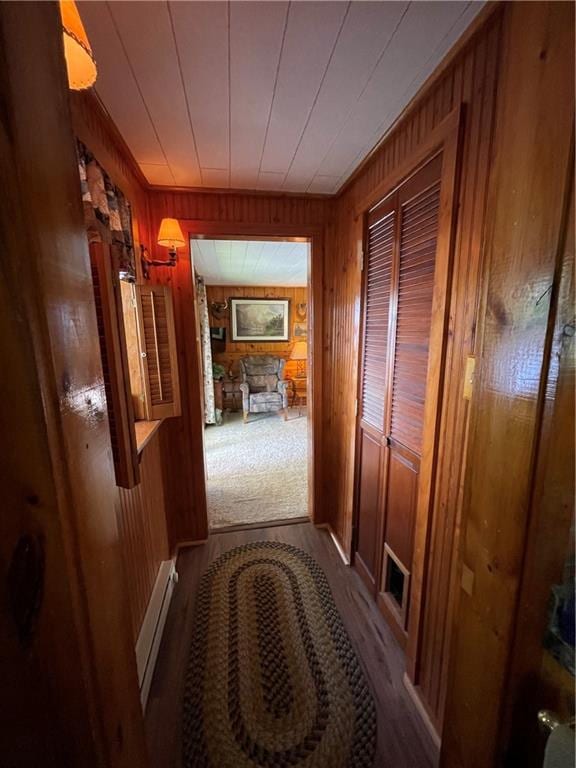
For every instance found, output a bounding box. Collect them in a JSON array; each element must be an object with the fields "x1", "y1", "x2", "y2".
[
  {"x1": 389, "y1": 173, "x2": 441, "y2": 454},
  {"x1": 361, "y1": 202, "x2": 395, "y2": 431},
  {"x1": 135, "y1": 285, "x2": 181, "y2": 420},
  {"x1": 89, "y1": 241, "x2": 140, "y2": 489}
]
